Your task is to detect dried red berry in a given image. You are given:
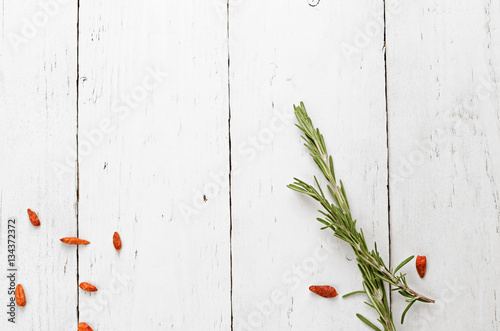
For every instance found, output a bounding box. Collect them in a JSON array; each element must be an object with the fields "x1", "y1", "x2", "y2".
[
  {"x1": 15, "y1": 284, "x2": 26, "y2": 307},
  {"x1": 60, "y1": 237, "x2": 90, "y2": 245},
  {"x1": 79, "y1": 282, "x2": 98, "y2": 292},
  {"x1": 27, "y1": 209, "x2": 40, "y2": 226},
  {"x1": 113, "y1": 232, "x2": 122, "y2": 251},
  {"x1": 309, "y1": 285, "x2": 338, "y2": 298},
  {"x1": 78, "y1": 322, "x2": 94, "y2": 331},
  {"x1": 416, "y1": 255, "x2": 427, "y2": 278}
]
